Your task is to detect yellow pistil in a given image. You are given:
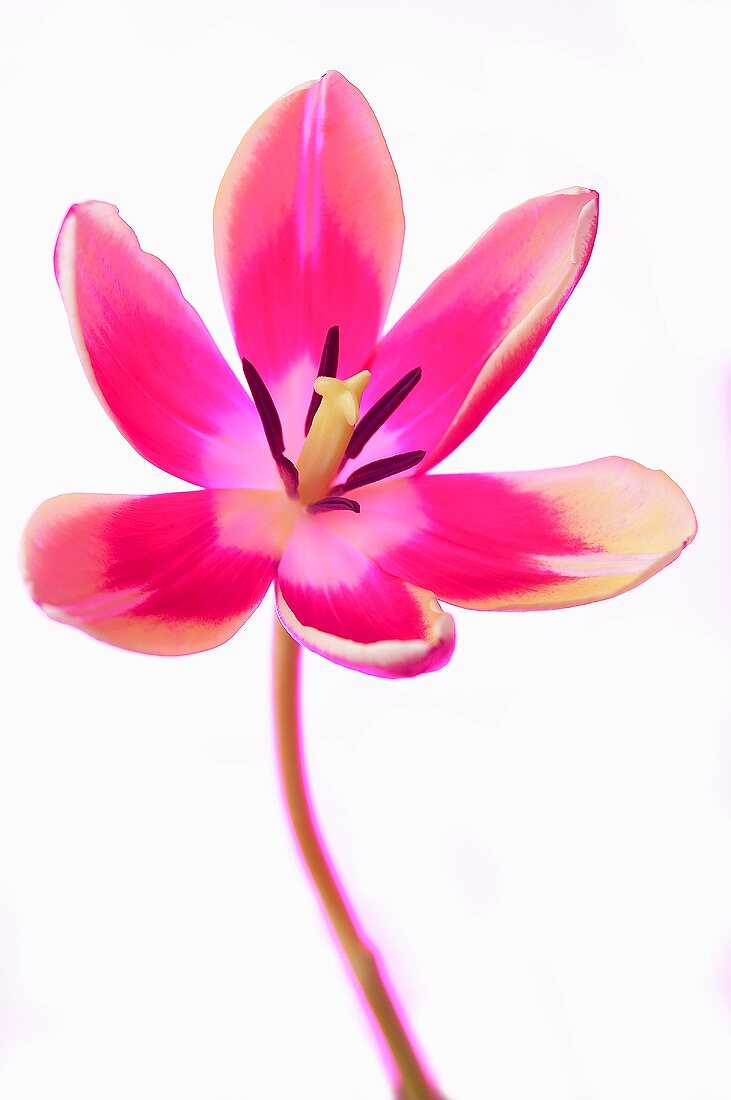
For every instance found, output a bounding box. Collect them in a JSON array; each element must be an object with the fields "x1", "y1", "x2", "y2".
[{"x1": 297, "y1": 370, "x2": 370, "y2": 503}]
